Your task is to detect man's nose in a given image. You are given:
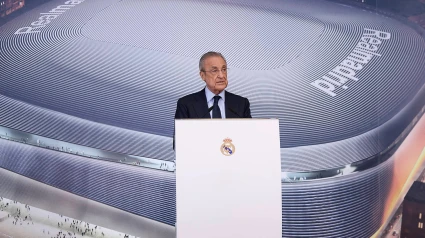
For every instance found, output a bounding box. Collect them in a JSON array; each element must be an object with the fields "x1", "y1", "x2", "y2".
[{"x1": 217, "y1": 70, "x2": 225, "y2": 77}]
